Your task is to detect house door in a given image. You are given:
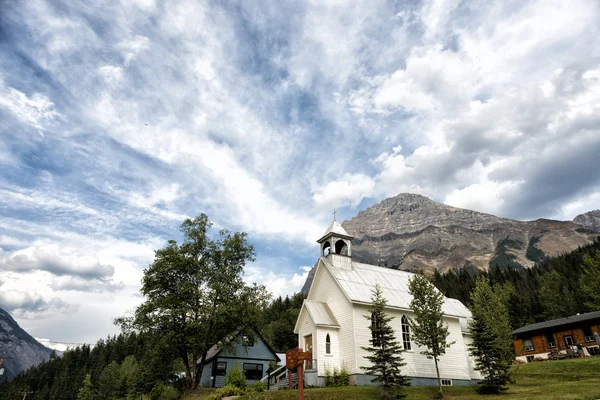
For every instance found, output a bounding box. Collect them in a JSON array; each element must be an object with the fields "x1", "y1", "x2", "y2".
[
  {"x1": 304, "y1": 335, "x2": 313, "y2": 369},
  {"x1": 564, "y1": 335, "x2": 574, "y2": 347}
]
